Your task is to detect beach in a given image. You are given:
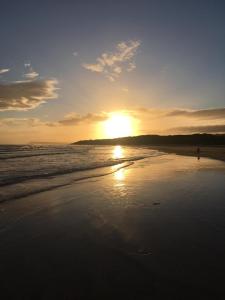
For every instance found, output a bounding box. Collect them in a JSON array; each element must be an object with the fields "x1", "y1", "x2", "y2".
[
  {"x1": 1, "y1": 152, "x2": 225, "y2": 299},
  {"x1": 150, "y1": 145, "x2": 225, "y2": 162}
]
